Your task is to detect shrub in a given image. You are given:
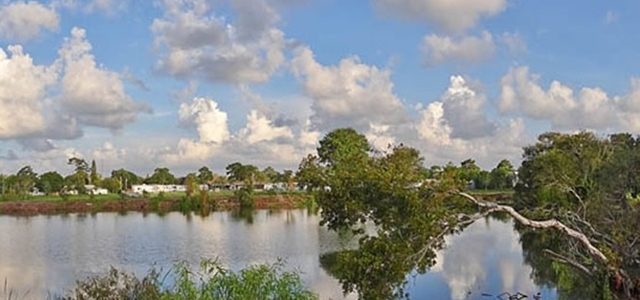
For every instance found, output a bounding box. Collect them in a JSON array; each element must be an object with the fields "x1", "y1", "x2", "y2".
[
  {"x1": 235, "y1": 187, "x2": 254, "y2": 209},
  {"x1": 64, "y1": 260, "x2": 317, "y2": 300}
]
